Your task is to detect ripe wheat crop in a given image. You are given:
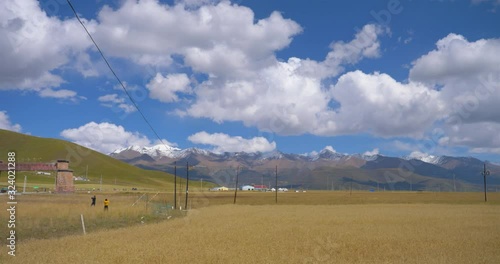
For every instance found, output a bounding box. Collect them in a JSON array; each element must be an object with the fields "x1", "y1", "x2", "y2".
[{"x1": 2, "y1": 200, "x2": 499, "y2": 263}]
